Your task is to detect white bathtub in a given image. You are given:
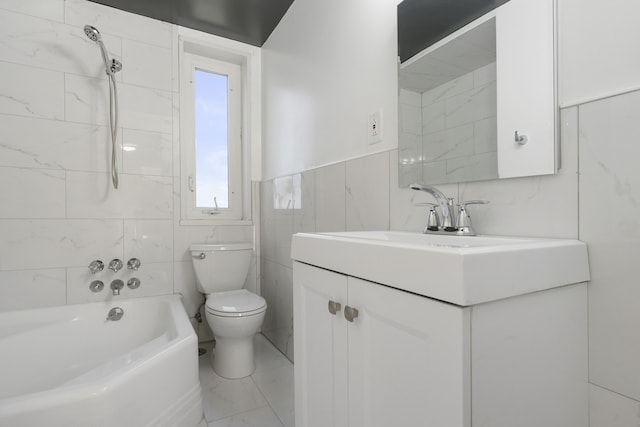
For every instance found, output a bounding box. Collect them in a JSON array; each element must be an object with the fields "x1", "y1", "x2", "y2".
[{"x1": 0, "y1": 295, "x2": 204, "y2": 427}]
